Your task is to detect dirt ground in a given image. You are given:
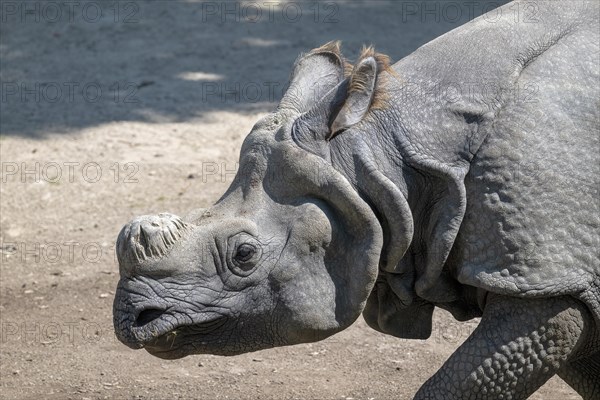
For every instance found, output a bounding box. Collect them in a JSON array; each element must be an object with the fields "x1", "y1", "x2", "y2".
[{"x1": 0, "y1": 1, "x2": 582, "y2": 399}]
